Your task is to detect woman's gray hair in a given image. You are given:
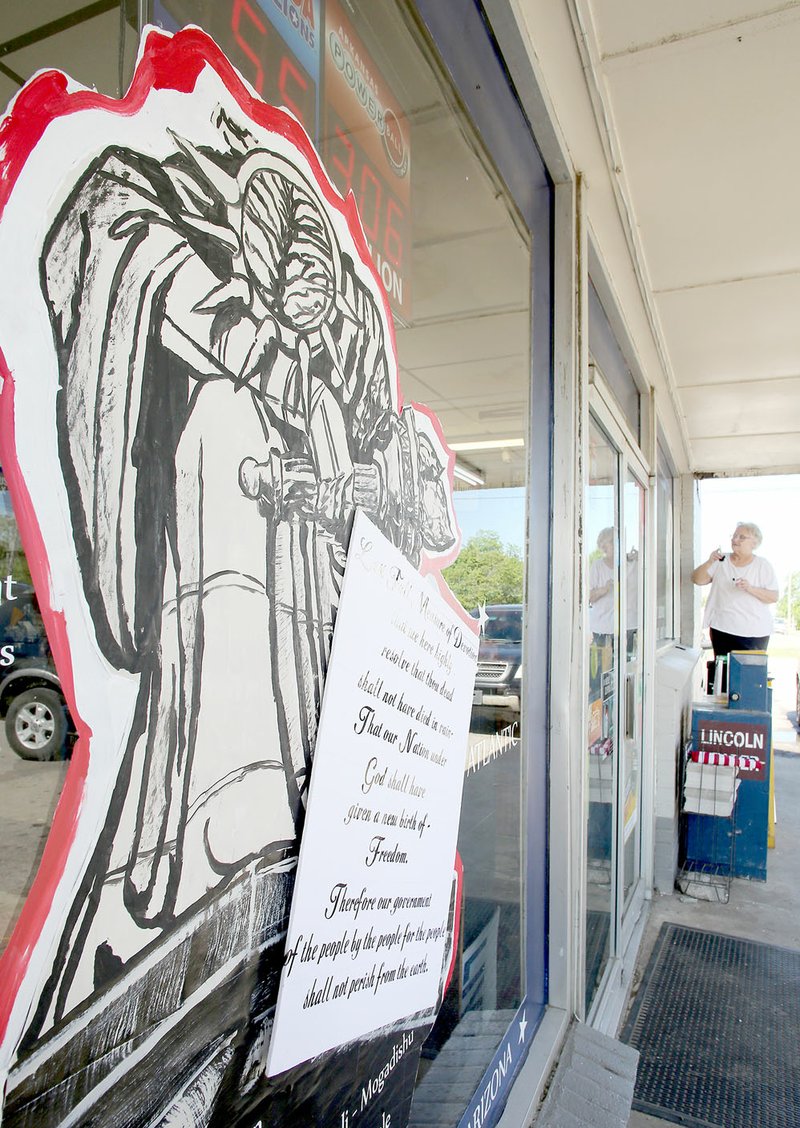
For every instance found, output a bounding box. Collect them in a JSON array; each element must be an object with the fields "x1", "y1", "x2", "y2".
[{"x1": 736, "y1": 521, "x2": 762, "y2": 547}]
